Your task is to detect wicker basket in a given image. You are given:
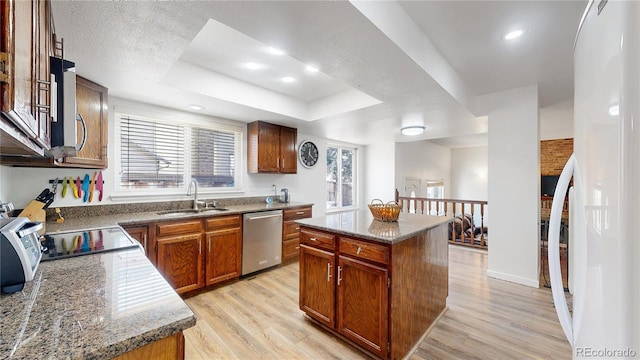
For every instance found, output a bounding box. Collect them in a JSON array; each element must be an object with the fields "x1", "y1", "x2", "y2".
[{"x1": 368, "y1": 199, "x2": 401, "y2": 222}]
